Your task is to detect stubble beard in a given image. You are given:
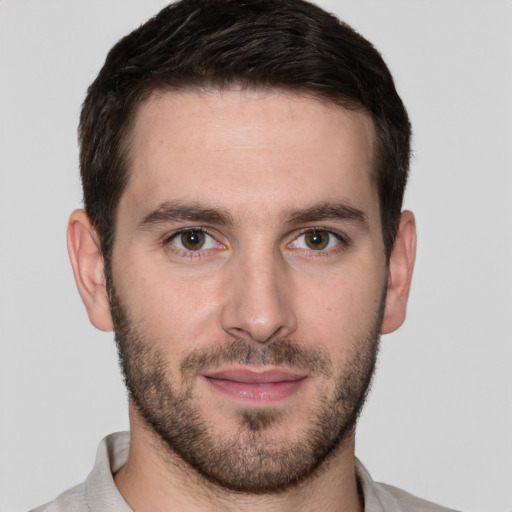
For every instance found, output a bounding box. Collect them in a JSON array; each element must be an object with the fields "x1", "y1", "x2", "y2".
[{"x1": 109, "y1": 285, "x2": 383, "y2": 495}]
